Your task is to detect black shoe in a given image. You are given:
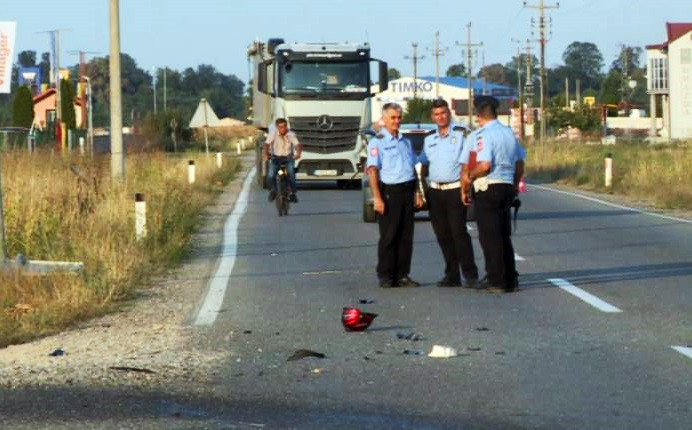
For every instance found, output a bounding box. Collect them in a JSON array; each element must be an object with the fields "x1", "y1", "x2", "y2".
[
  {"x1": 463, "y1": 278, "x2": 479, "y2": 289},
  {"x1": 470, "y1": 277, "x2": 504, "y2": 291},
  {"x1": 289, "y1": 193, "x2": 298, "y2": 203},
  {"x1": 437, "y1": 277, "x2": 462, "y2": 287},
  {"x1": 268, "y1": 190, "x2": 277, "y2": 202},
  {"x1": 397, "y1": 276, "x2": 420, "y2": 288},
  {"x1": 379, "y1": 279, "x2": 396, "y2": 288}
]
